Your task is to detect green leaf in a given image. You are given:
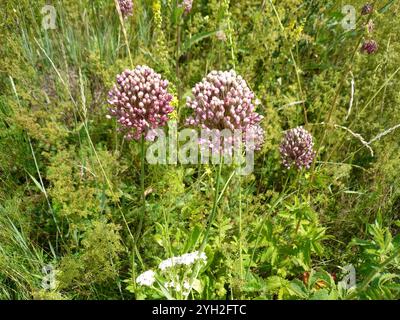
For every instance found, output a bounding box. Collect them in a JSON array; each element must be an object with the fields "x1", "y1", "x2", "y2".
[
  {"x1": 379, "y1": 0, "x2": 397, "y2": 13},
  {"x1": 184, "y1": 224, "x2": 202, "y2": 252},
  {"x1": 264, "y1": 276, "x2": 285, "y2": 292},
  {"x1": 289, "y1": 279, "x2": 308, "y2": 299},
  {"x1": 310, "y1": 289, "x2": 333, "y2": 300},
  {"x1": 27, "y1": 172, "x2": 46, "y2": 194},
  {"x1": 182, "y1": 31, "x2": 218, "y2": 53}
]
